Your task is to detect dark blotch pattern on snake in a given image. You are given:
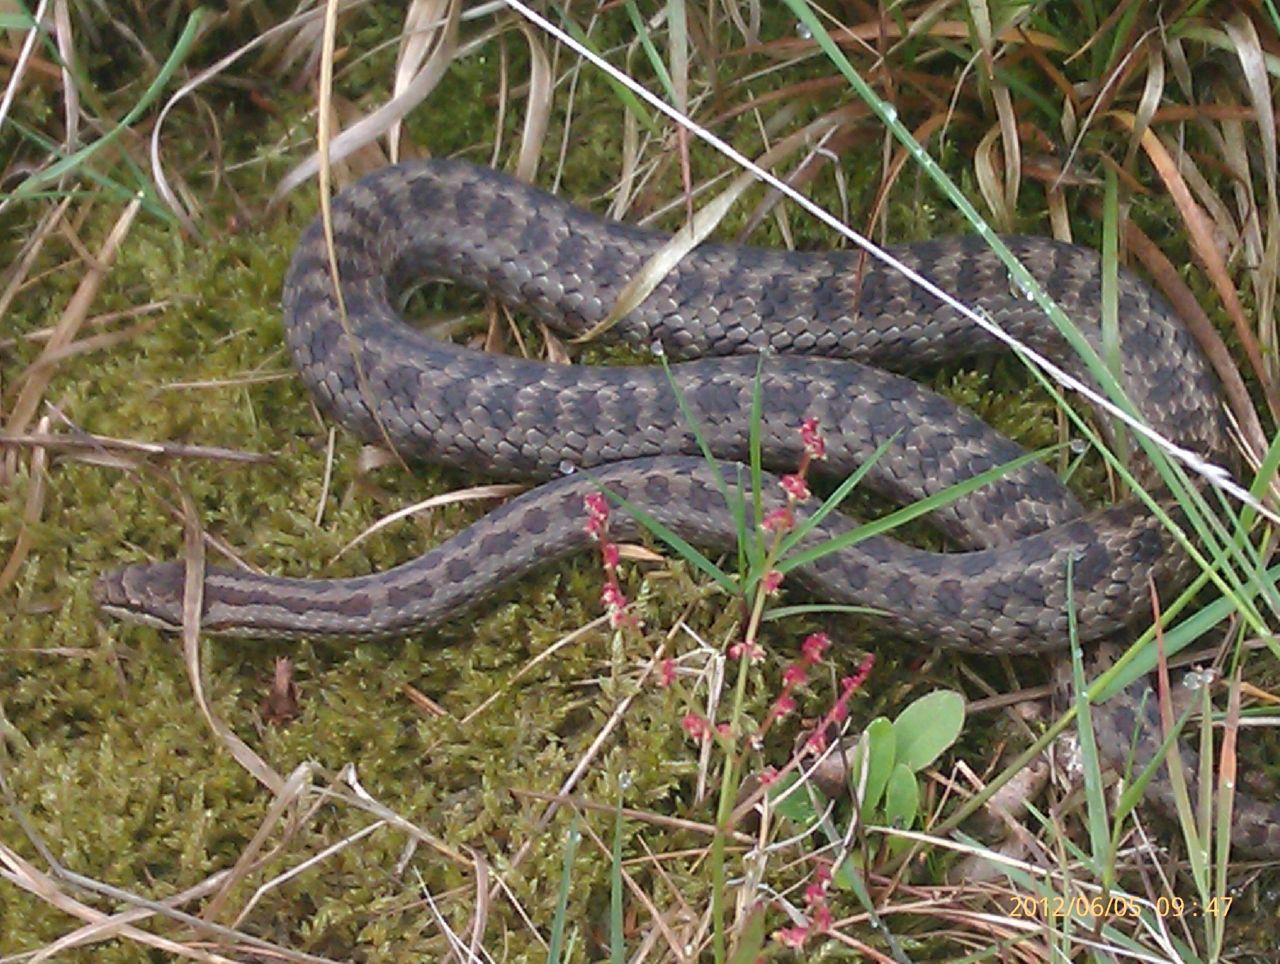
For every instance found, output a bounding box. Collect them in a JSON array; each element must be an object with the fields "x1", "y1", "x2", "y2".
[{"x1": 95, "y1": 159, "x2": 1278, "y2": 856}]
